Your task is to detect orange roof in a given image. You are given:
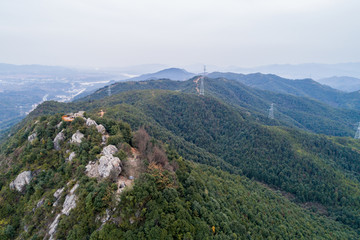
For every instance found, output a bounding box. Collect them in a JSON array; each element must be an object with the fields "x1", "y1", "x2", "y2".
[{"x1": 62, "y1": 115, "x2": 74, "y2": 122}]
